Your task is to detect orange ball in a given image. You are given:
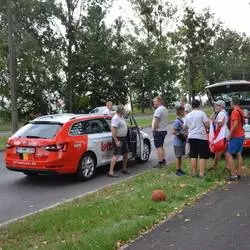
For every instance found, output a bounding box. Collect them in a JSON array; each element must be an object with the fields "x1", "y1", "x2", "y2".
[{"x1": 151, "y1": 189, "x2": 166, "y2": 202}]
